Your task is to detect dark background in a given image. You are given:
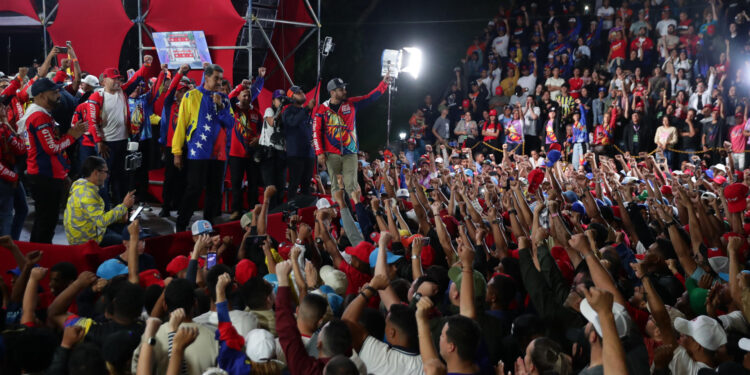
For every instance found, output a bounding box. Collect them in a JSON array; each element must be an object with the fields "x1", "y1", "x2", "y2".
[{"x1": 0, "y1": 0, "x2": 499, "y2": 152}]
